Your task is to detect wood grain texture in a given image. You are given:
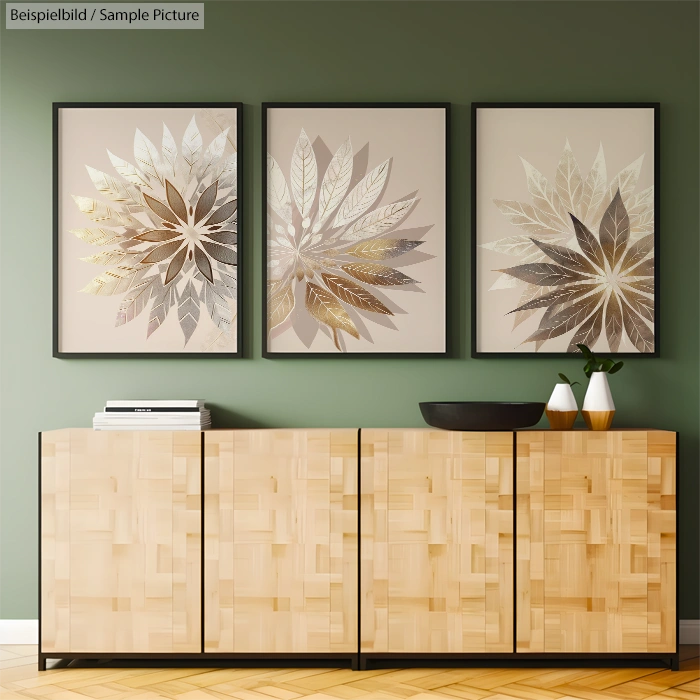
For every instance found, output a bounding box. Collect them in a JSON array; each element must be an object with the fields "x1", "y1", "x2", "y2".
[
  {"x1": 516, "y1": 430, "x2": 677, "y2": 653},
  {"x1": 41, "y1": 429, "x2": 201, "y2": 654},
  {"x1": 6, "y1": 644, "x2": 699, "y2": 695},
  {"x1": 360, "y1": 429, "x2": 514, "y2": 653},
  {"x1": 204, "y1": 430, "x2": 358, "y2": 653}
]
